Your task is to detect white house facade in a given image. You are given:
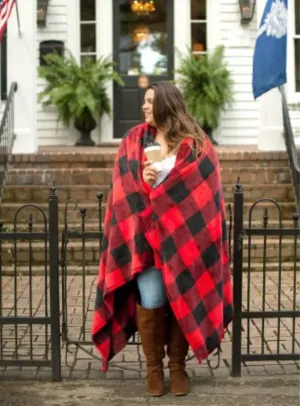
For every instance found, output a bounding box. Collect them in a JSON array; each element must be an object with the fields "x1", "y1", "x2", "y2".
[{"x1": 2, "y1": 0, "x2": 300, "y2": 153}]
